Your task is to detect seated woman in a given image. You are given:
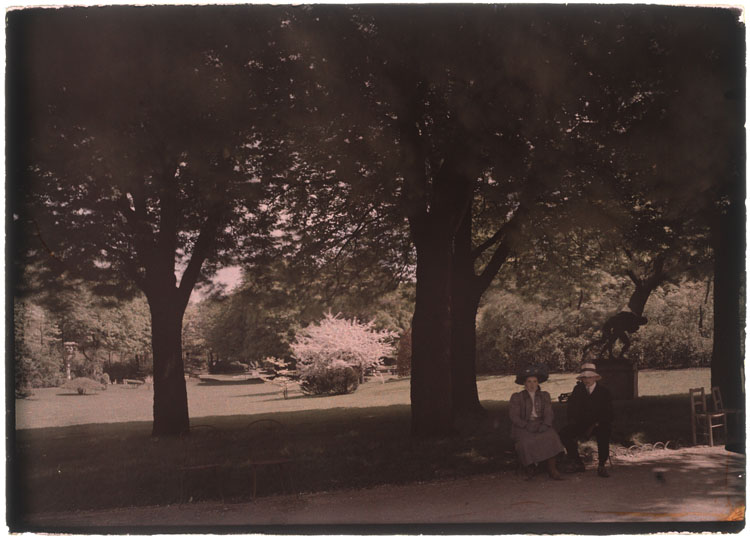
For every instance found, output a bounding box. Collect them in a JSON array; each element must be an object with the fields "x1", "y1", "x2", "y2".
[{"x1": 509, "y1": 363, "x2": 564, "y2": 480}]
